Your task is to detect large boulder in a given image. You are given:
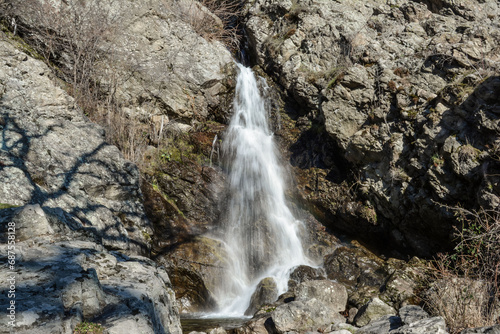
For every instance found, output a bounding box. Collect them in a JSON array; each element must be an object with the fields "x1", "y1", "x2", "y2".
[
  {"x1": 270, "y1": 298, "x2": 346, "y2": 333},
  {"x1": 268, "y1": 280, "x2": 348, "y2": 332},
  {"x1": 354, "y1": 298, "x2": 397, "y2": 327},
  {"x1": 295, "y1": 280, "x2": 348, "y2": 311},
  {"x1": 245, "y1": 277, "x2": 279, "y2": 316},
  {"x1": 324, "y1": 246, "x2": 388, "y2": 307},
  {"x1": 355, "y1": 305, "x2": 448, "y2": 334},
  {"x1": 0, "y1": 238, "x2": 182, "y2": 334}
]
